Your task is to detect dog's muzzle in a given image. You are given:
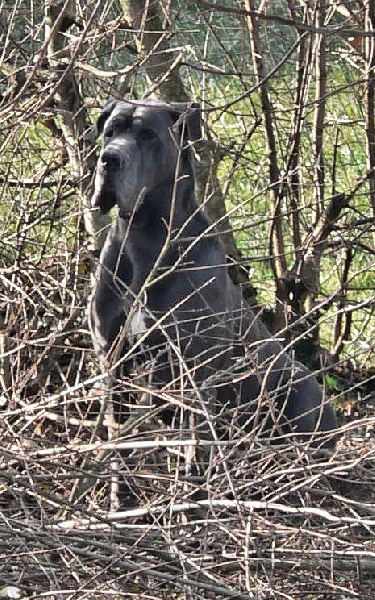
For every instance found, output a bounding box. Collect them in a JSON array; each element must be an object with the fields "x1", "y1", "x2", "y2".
[{"x1": 100, "y1": 148, "x2": 125, "y2": 173}]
